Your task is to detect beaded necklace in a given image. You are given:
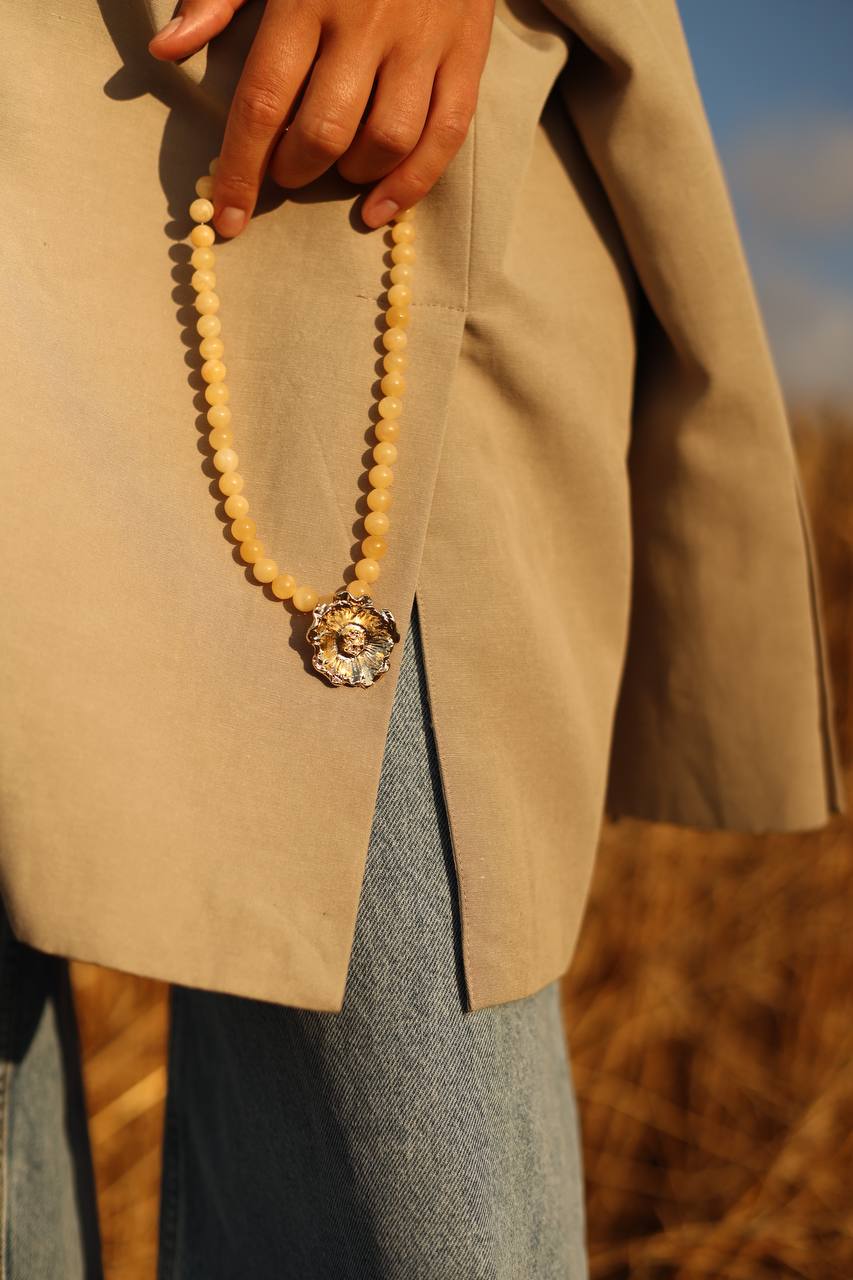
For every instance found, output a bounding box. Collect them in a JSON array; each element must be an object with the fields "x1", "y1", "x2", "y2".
[{"x1": 187, "y1": 155, "x2": 415, "y2": 688}]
